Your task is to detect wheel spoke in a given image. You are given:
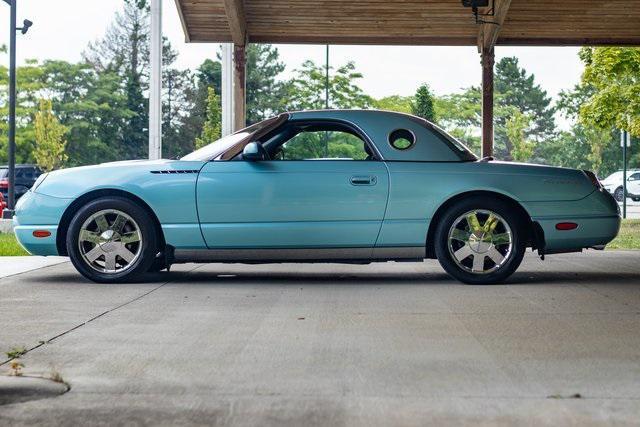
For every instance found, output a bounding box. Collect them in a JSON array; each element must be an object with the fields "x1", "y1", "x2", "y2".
[
  {"x1": 95, "y1": 215, "x2": 109, "y2": 232},
  {"x1": 120, "y1": 230, "x2": 141, "y2": 244},
  {"x1": 472, "y1": 253, "x2": 486, "y2": 272},
  {"x1": 453, "y1": 245, "x2": 473, "y2": 262},
  {"x1": 104, "y1": 253, "x2": 117, "y2": 271},
  {"x1": 117, "y1": 246, "x2": 136, "y2": 264},
  {"x1": 450, "y1": 228, "x2": 471, "y2": 242},
  {"x1": 84, "y1": 246, "x2": 103, "y2": 263},
  {"x1": 466, "y1": 213, "x2": 482, "y2": 232},
  {"x1": 492, "y1": 232, "x2": 511, "y2": 245},
  {"x1": 487, "y1": 247, "x2": 505, "y2": 264},
  {"x1": 79, "y1": 230, "x2": 101, "y2": 245},
  {"x1": 483, "y1": 213, "x2": 499, "y2": 233},
  {"x1": 111, "y1": 214, "x2": 127, "y2": 234}
]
